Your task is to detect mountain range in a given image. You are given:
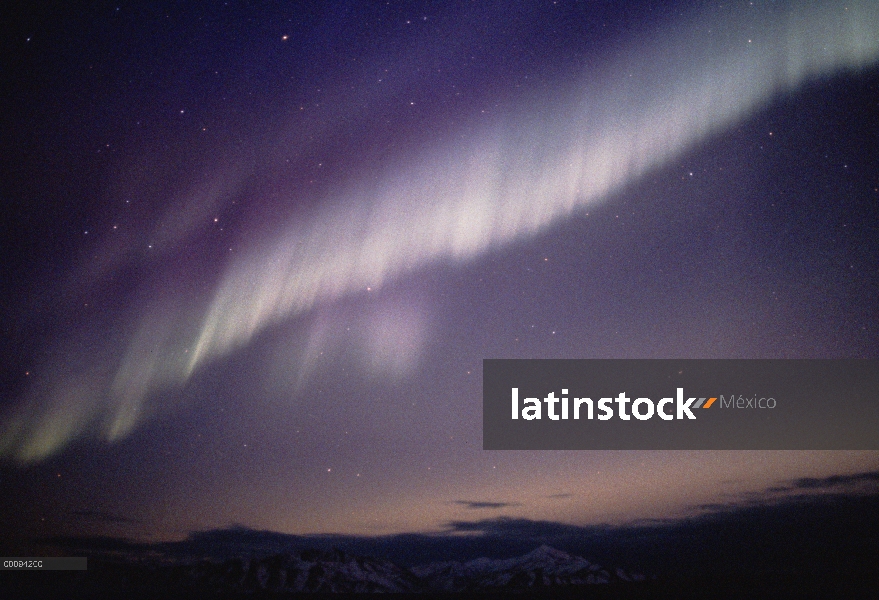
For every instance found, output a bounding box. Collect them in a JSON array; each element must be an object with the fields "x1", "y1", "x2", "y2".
[
  {"x1": 3, "y1": 545, "x2": 648, "y2": 598},
  {"x1": 157, "y1": 545, "x2": 647, "y2": 594}
]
